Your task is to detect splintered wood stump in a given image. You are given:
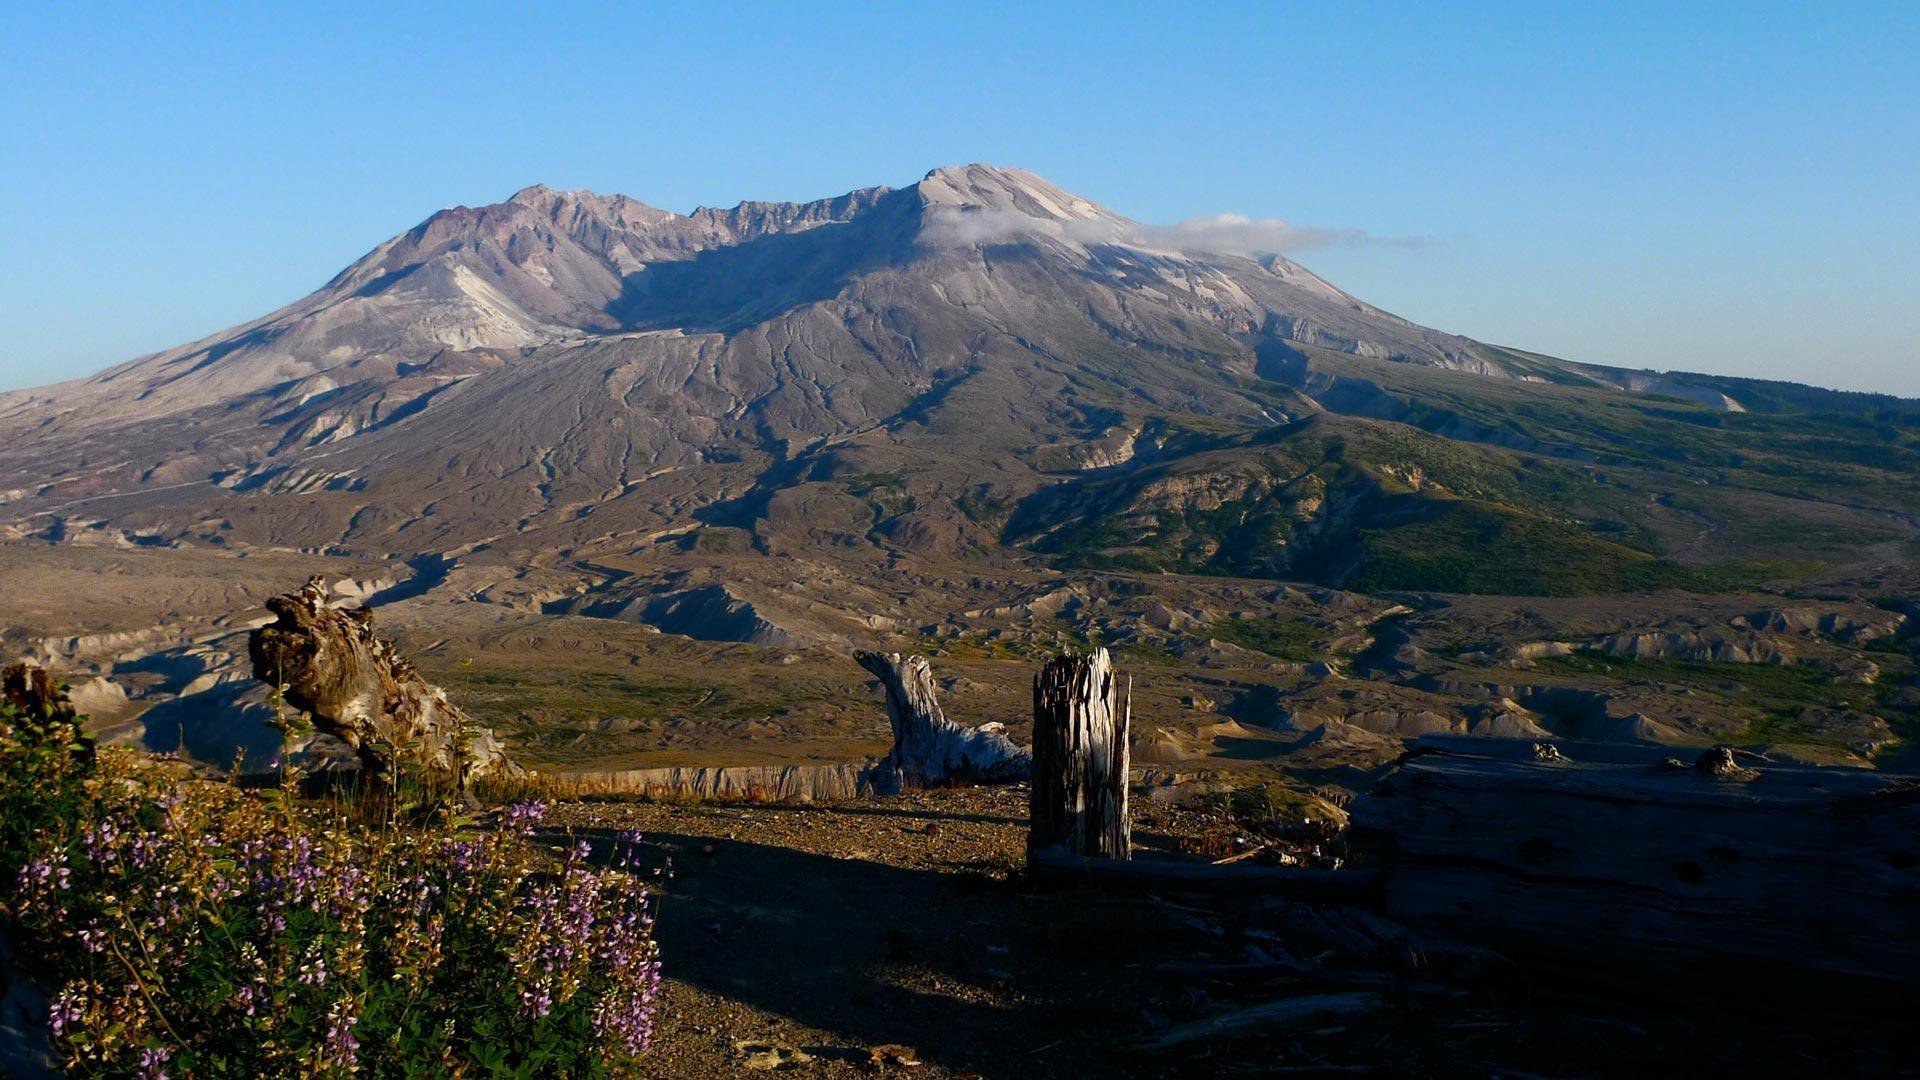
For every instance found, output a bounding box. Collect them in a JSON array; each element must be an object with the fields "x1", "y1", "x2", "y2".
[
  {"x1": 248, "y1": 576, "x2": 514, "y2": 781},
  {"x1": 1350, "y1": 735, "x2": 1920, "y2": 986},
  {"x1": 854, "y1": 651, "x2": 1030, "y2": 795},
  {"x1": 1029, "y1": 648, "x2": 1131, "y2": 860}
]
